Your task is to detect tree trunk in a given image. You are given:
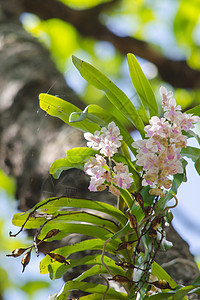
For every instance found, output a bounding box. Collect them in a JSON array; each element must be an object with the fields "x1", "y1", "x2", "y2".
[
  {"x1": 0, "y1": 7, "x2": 86, "y2": 209},
  {"x1": 0, "y1": 3, "x2": 199, "y2": 299}
]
